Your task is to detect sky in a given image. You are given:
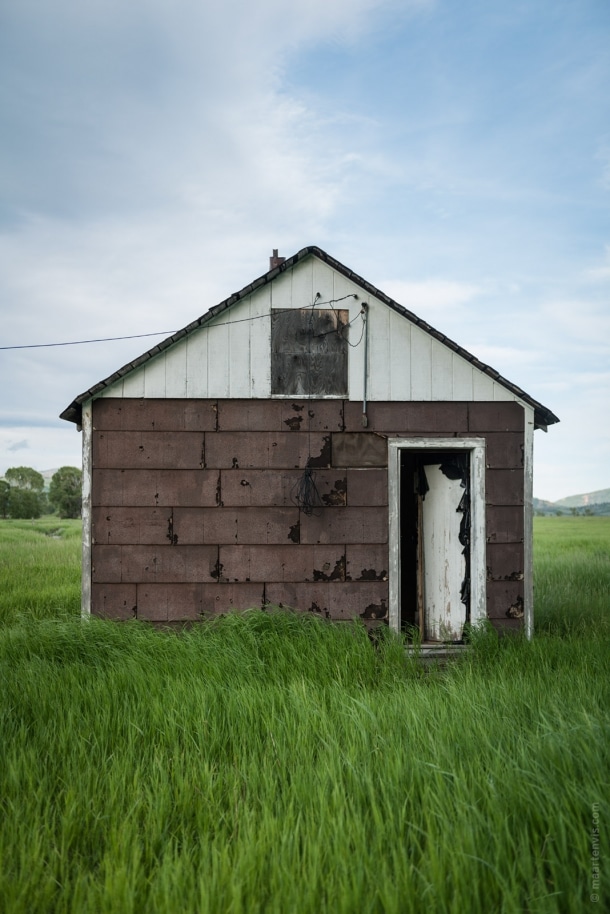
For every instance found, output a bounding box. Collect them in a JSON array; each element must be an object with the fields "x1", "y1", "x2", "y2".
[{"x1": 1, "y1": 0, "x2": 608, "y2": 502}]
